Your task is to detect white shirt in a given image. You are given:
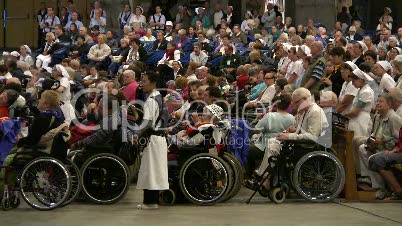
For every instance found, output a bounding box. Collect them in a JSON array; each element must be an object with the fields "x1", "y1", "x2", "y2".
[
  {"x1": 214, "y1": 11, "x2": 224, "y2": 28},
  {"x1": 379, "y1": 73, "x2": 396, "y2": 95},
  {"x1": 353, "y1": 84, "x2": 374, "y2": 112},
  {"x1": 88, "y1": 44, "x2": 111, "y2": 61},
  {"x1": 59, "y1": 77, "x2": 71, "y2": 102},
  {"x1": 143, "y1": 90, "x2": 161, "y2": 128},
  {"x1": 285, "y1": 59, "x2": 304, "y2": 84},
  {"x1": 129, "y1": 14, "x2": 146, "y2": 25},
  {"x1": 241, "y1": 20, "x2": 250, "y2": 33},
  {"x1": 84, "y1": 74, "x2": 97, "y2": 81},
  {"x1": 190, "y1": 51, "x2": 208, "y2": 66},
  {"x1": 149, "y1": 13, "x2": 166, "y2": 30},
  {"x1": 339, "y1": 81, "x2": 359, "y2": 114},
  {"x1": 187, "y1": 74, "x2": 197, "y2": 83},
  {"x1": 278, "y1": 57, "x2": 291, "y2": 73},
  {"x1": 250, "y1": 84, "x2": 276, "y2": 104}
]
